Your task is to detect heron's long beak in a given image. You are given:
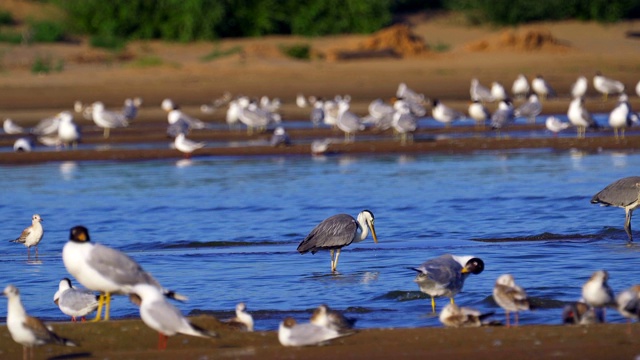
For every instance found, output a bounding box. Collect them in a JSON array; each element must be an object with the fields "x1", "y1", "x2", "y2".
[{"x1": 369, "y1": 221, "x2": 378, "y2": 243}]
